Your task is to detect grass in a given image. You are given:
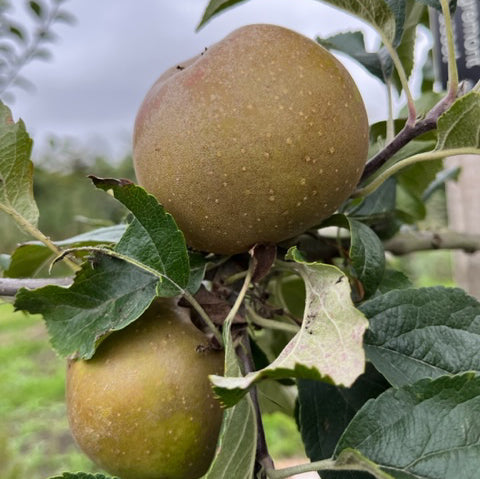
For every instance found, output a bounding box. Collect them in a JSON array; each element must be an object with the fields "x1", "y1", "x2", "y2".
[{"x1": 0, "y1": 301, "x2": 98, "y2": 479}]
